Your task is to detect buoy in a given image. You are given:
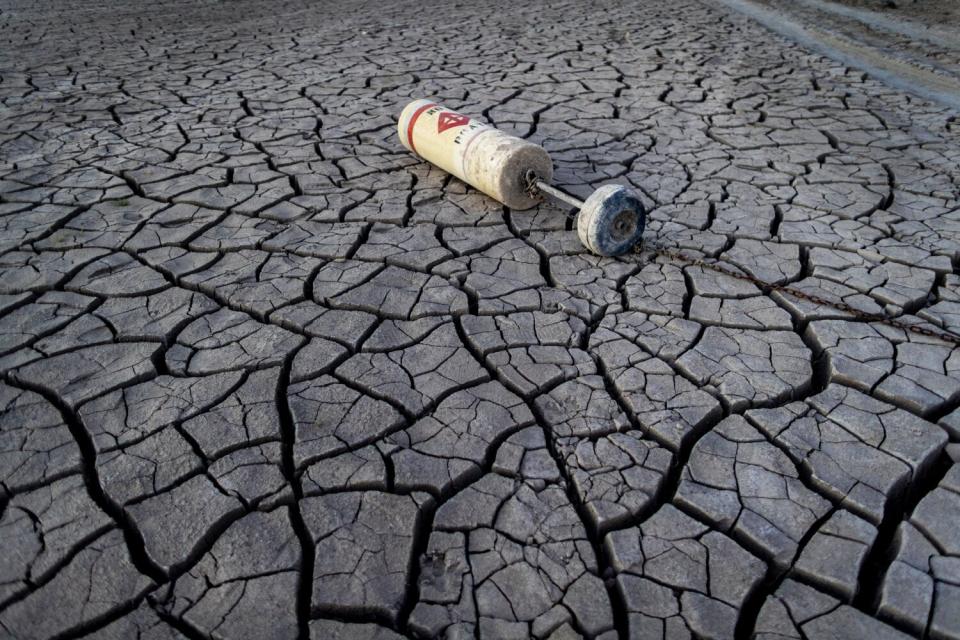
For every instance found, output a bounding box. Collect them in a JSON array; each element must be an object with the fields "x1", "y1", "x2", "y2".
[
  {"x1": 397, "y1": 98, "x2": 552, "y2": 210},
  {"x1": 397, "y1": 99, "x2": 645, "y2": 256}
]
